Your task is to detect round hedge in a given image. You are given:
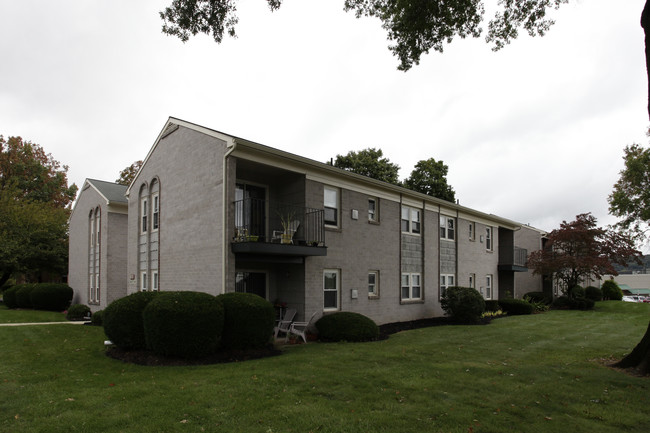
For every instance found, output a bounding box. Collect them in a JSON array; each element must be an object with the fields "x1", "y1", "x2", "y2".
[
  {"x1": 498, "y1": 298, "x2": 534, "y2": 315},
  {"x1": 315, "y1": 312, "x2": 379, "y2": 342},
  {"x1": 569, "y1": 286, "x2": 585, "y2": 299},
  {"x1": 66, "y1": 304, "x2": 91, "y2": 321},
  {"x1": 585, "y1": 286, "x2": 603, "y2": 302},
  {"x1": 103, "y1": 291, "x2": 159, "y2": 350},
  {"x1": 216, "y1": 292, "x2": 275, "y2": 350},
  {"x1": 2, "y1": 286, "x2": 20, "y2": 309},
  {"x1": 15, "y1": 284, "x2": 36, "y2": 309},
  {"x1": 524, "y1": 291, "x2": 550, "y2": 304},
  {"x1": 143, "y1": 291, "x2": 224, "y2": 358},
  {"x1": 441, "y1": 286, "x2": 486, "y2": 323},
  {"x1": 601, "y1": 280, "x2": 623, "y2": 301},
  {"x1": 91, "y1": 310, "x2": 104, "y2": 327},
  {"x1": 31, "y1": 283, "x2": 73, "y2": 311}
]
